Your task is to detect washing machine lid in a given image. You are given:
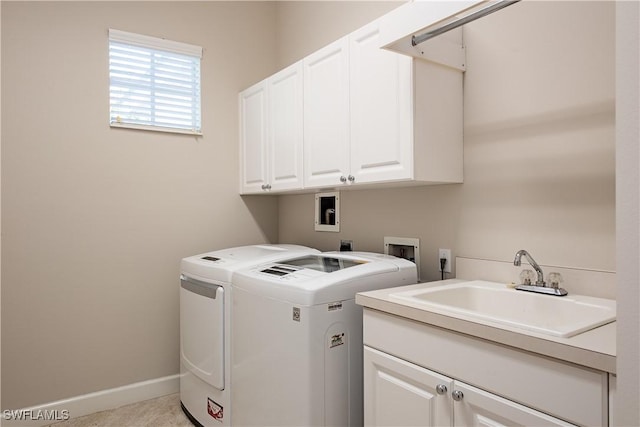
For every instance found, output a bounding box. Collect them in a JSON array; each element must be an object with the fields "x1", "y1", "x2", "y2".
[
  {"x1": 180, "y1": 244, "x2": 319, "y2": 283},
  {"x1": 233, "y1": 252, "x2": 418, "y2": 305},
  {"x1": 262, "y1": 255, "x2": 365, "y2": 275}
]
